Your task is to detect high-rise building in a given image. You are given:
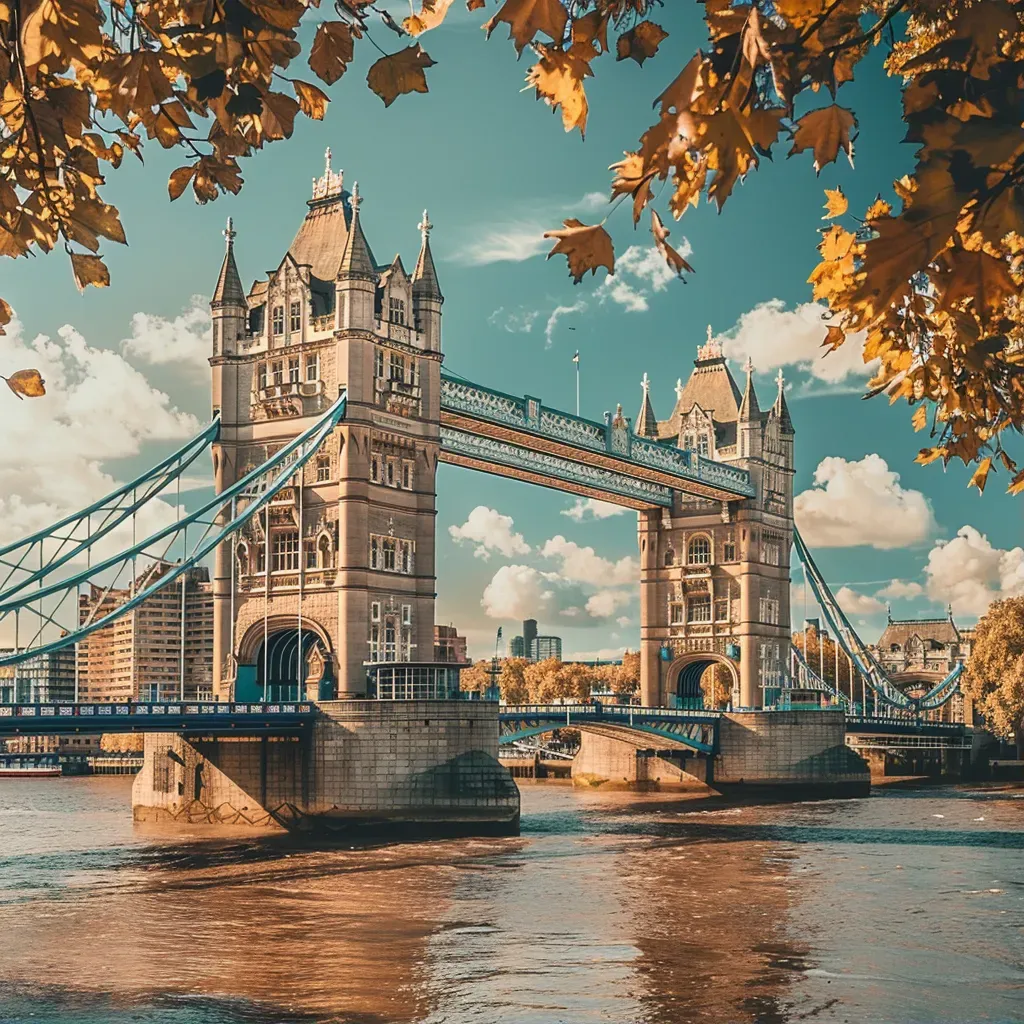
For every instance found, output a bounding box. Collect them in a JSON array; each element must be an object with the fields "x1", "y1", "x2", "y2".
[
  {"x1": 523, "y1": 618, "x2": 538, "y2": 656},
  {"x1": 433, "y1": 624, "x2": 469, "y2": 664},
  {"x1": 530, "y1": 636, "x2": 562, "y2": 662},
  {"x1": 77, "y1": 561, "x2": 214, "y2": 703},
  {"x1": 0, "y1": 649, "x2": 75, "y2": 703}
]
